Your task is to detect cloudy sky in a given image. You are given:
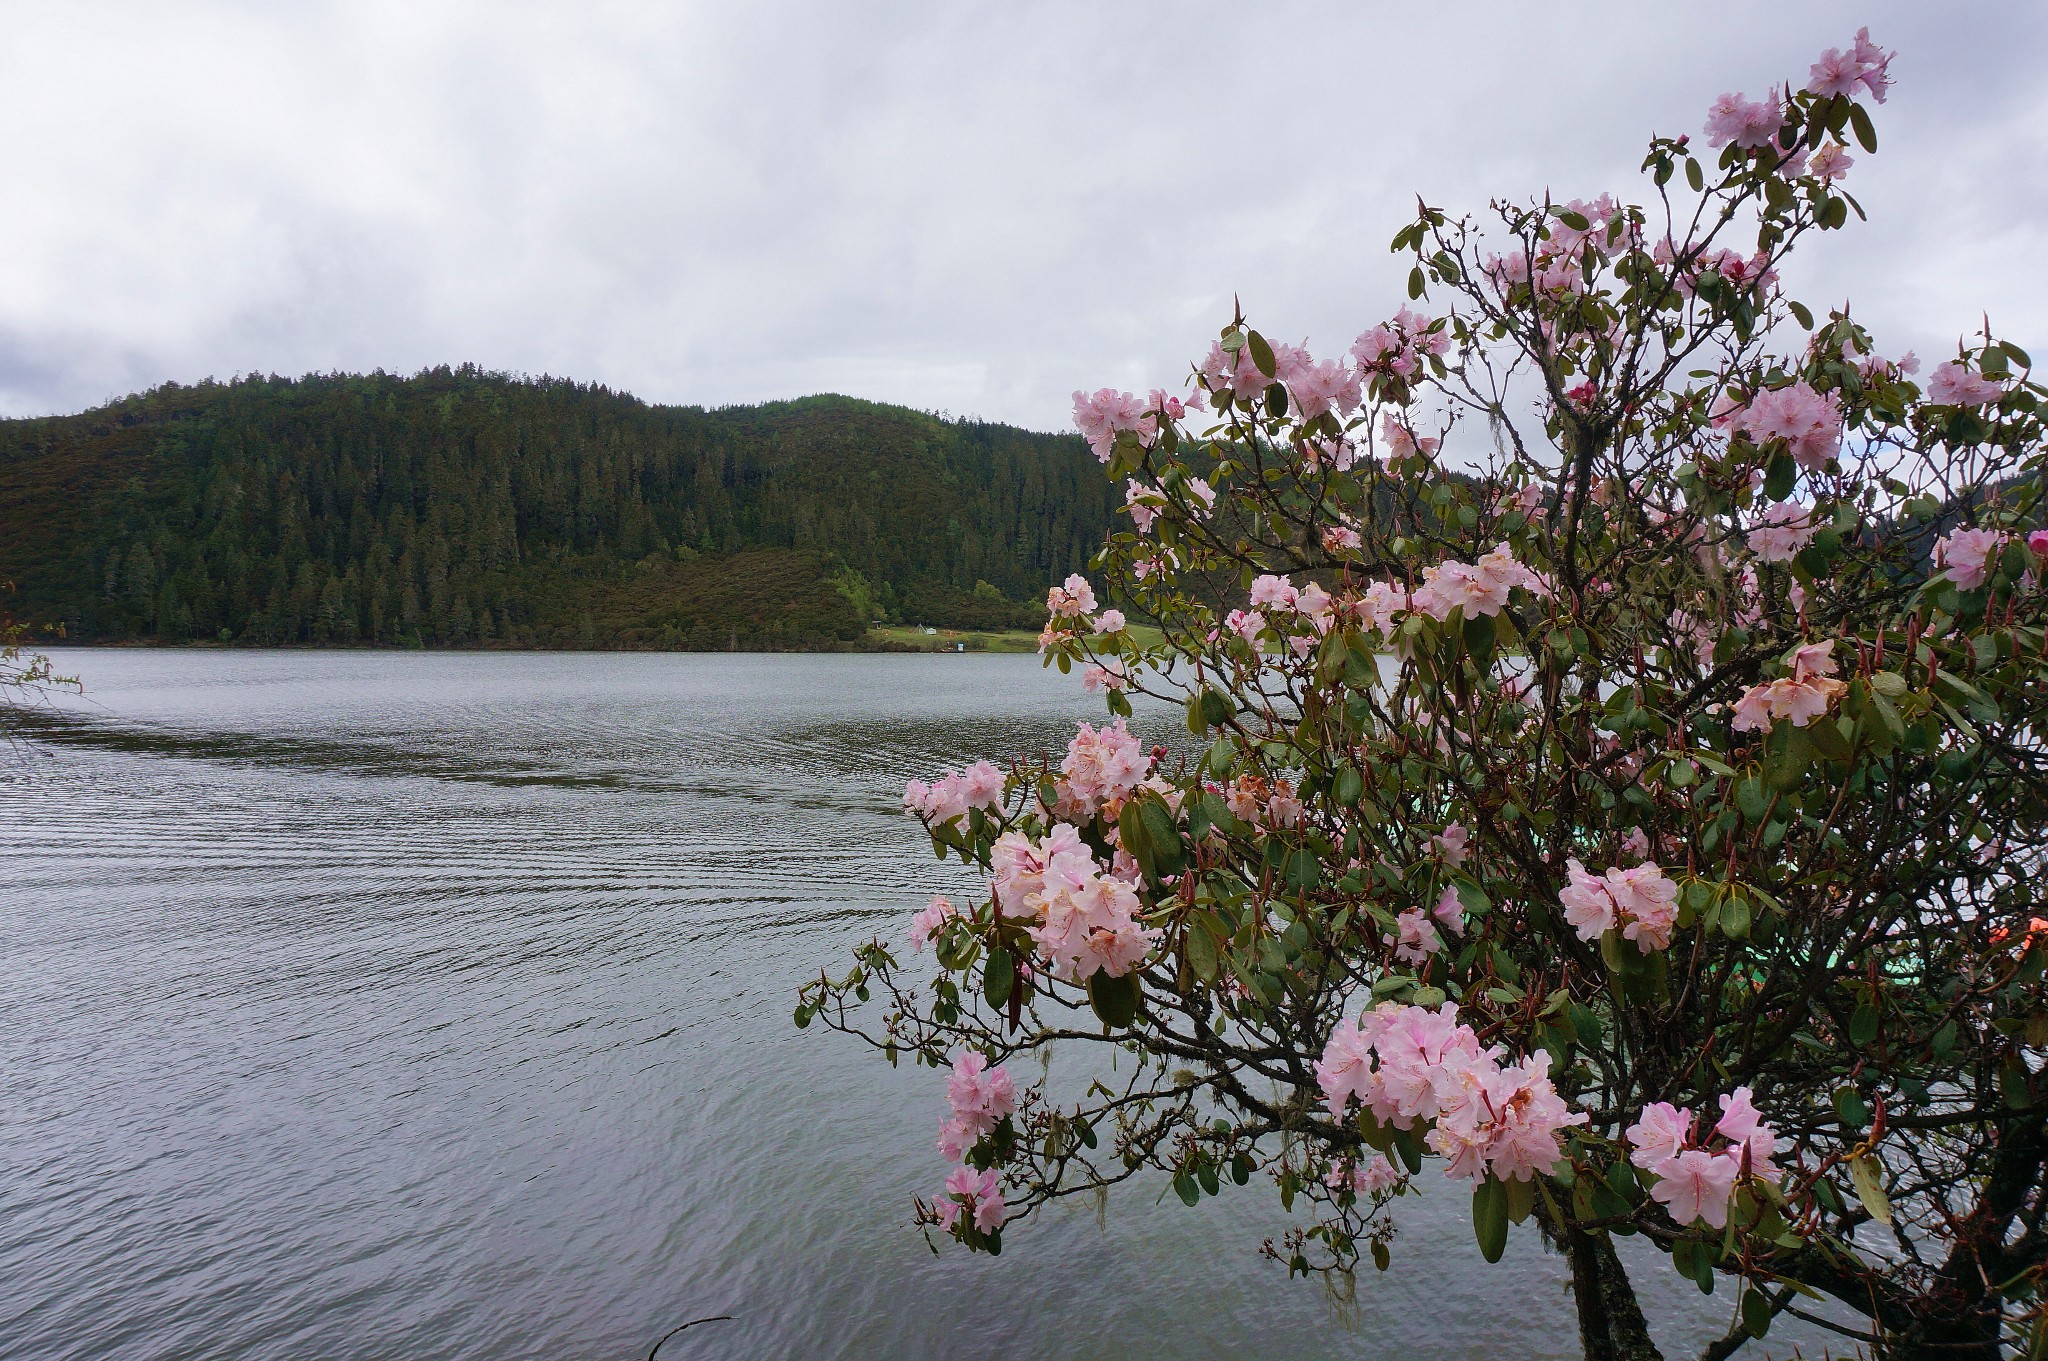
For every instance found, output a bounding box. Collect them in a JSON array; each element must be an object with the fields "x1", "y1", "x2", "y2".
[{"x1": 0, "y1": 1, "x2": 2041, "y2": 430}]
